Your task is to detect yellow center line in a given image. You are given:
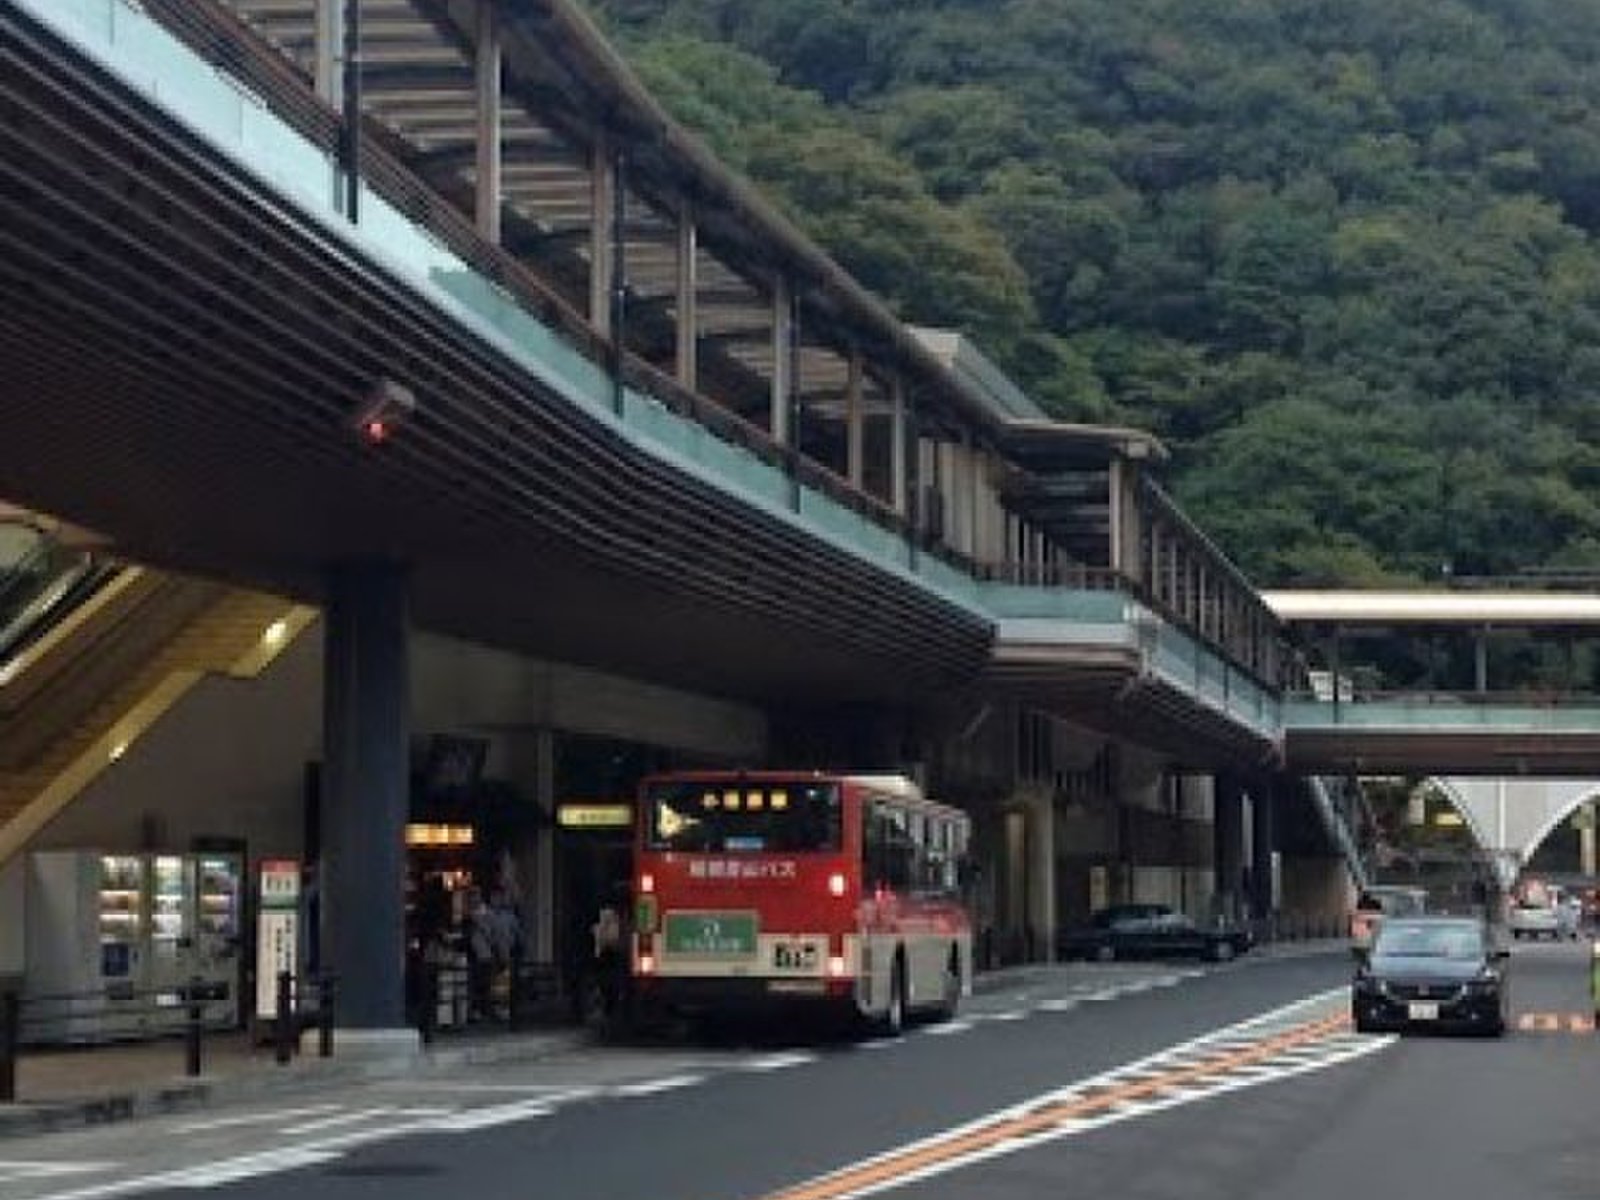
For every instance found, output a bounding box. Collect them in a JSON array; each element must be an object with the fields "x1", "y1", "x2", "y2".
[{"x1": 759, "y1": 1012, "x2": 1350, "y2": 1200}]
